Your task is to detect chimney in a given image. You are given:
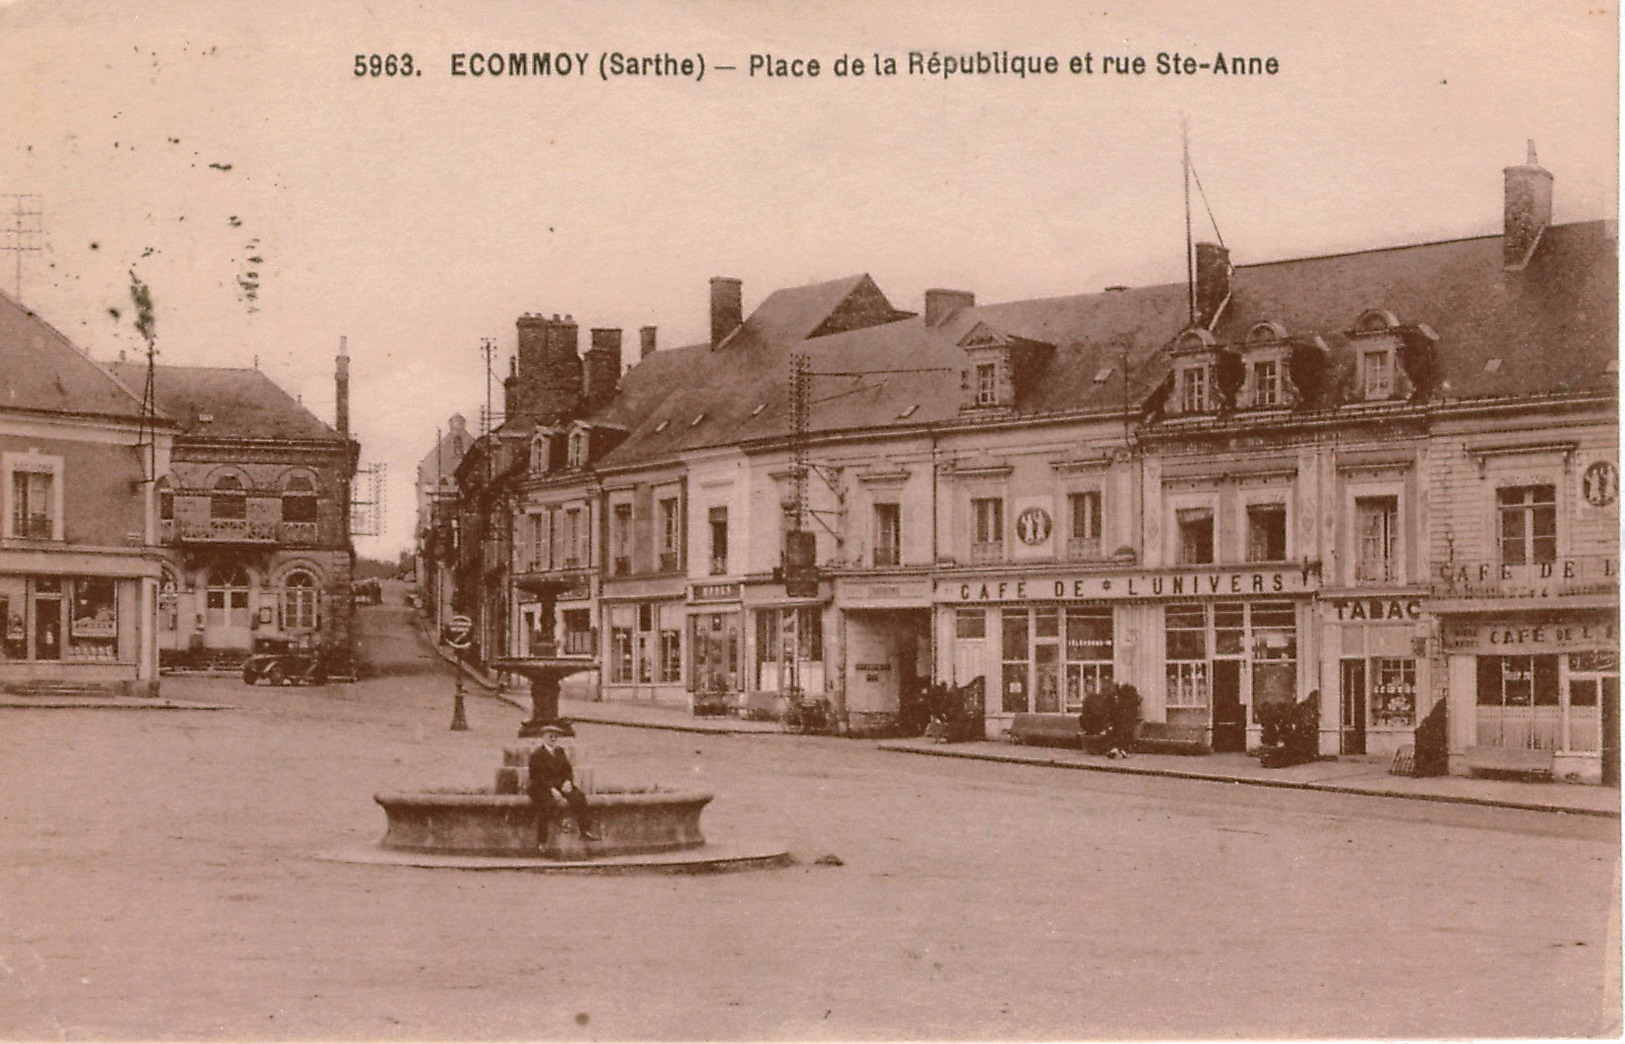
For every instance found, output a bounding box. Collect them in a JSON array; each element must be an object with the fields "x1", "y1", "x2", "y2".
[
  {"x1": 924, "y1": 289, "x2": 975, "y2": 328},
  {"x1": 639, "y1": 325, "x2": 657, "y2": 359},
  {"x1": 1504, "y1": 140, "x2": 1553, "y2": 271},
  {"x1": 538, "y1": 314, "x2": 582, "y2": 424},
  {"x1": 584, "y1": 327, "x2": 623, "y2": 411},
  {"x1": 710, "y1": 277, "x2": 742, "y2": 349},
  {"x1": 335, "y1": 335, "x2": 350, "y2": 438},
  {"x1": 1193, "y1": 242, "x2": 1232, "y2": 328}
]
